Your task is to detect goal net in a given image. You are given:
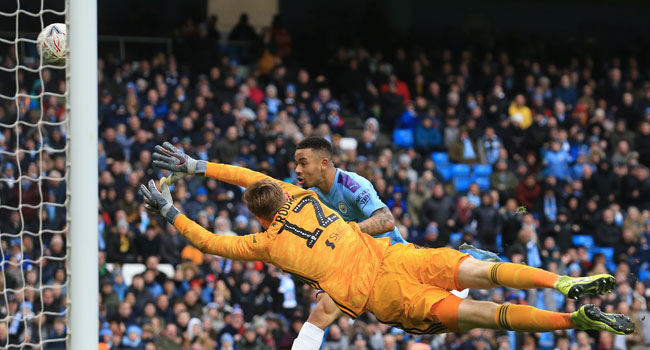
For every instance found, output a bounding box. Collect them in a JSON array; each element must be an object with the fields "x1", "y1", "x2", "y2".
[{"x1": 0, "y1": 0, "x2": 70, "y2": 348}]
